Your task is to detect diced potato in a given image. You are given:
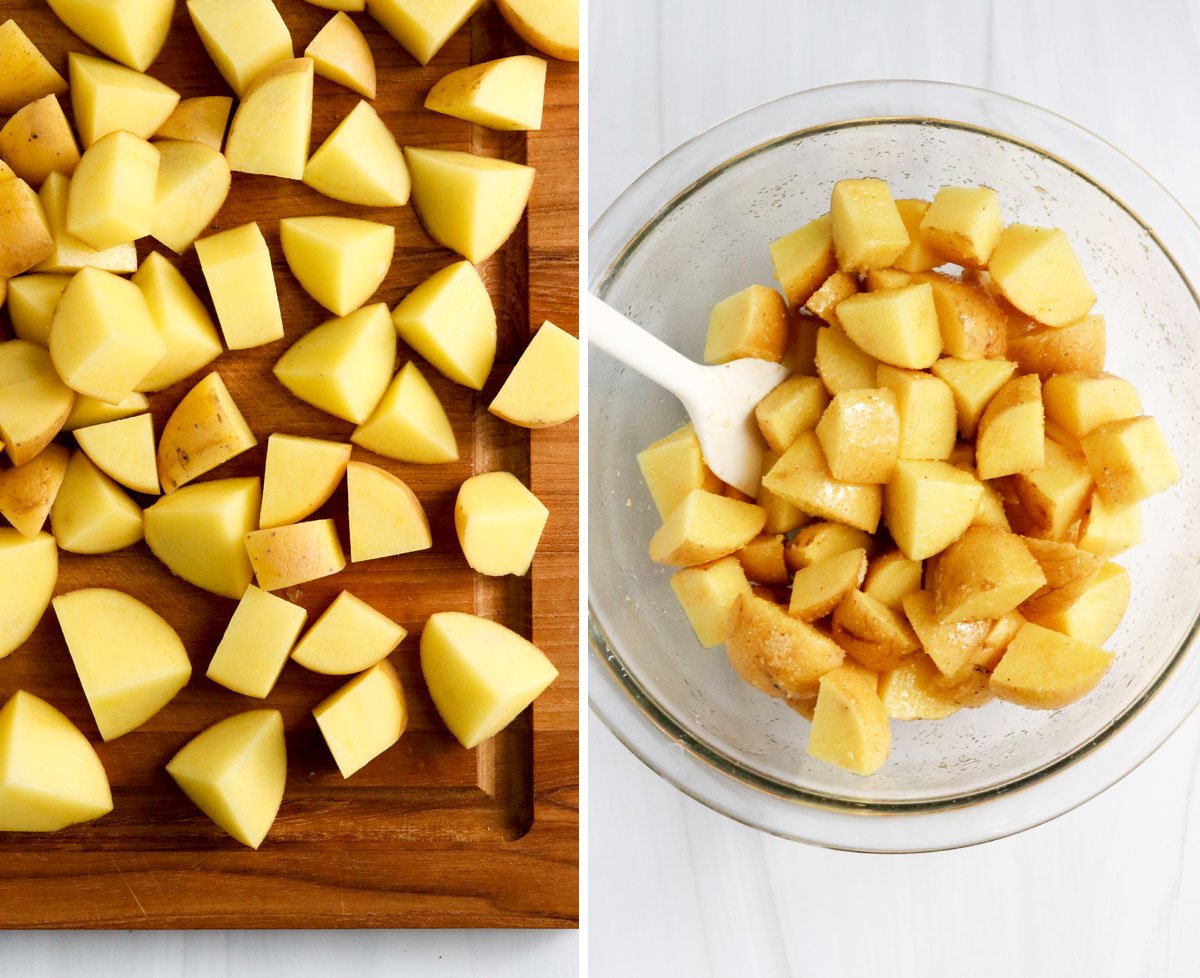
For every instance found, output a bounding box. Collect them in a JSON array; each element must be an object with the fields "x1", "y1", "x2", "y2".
[
  {"x1": 33, "y1": 171, "x2": 136, "y2": 275},
  {"x1": 186, "y1": 0, "x2": 294, "y2": 96},
  {"x1": 46, "y1": 0, "x2": 172, "y2": 72},
  {"x1": 892, "y1": 199, "x2": 940, "y2": 273},
  {"x1": 149, "y1": 139, "x2": 231, "y2": 254},
  {"x1": 769, "y1": 214, "x2": 836, "y2": 308},
  {"x1": 975, "y1": 374, "x2": 1044, "y2": 480},
  {"x1": 758, "y1": 450, "x2": 807, "y2": 534},
  {"x1": 704, "y1": 284, "x2": 788, "y2": 364},
  {"x1": 0, "y1": 94, "x2": 80, "y2": 186},
  {"x1": 68, "y1": 53, "x2": 179, "y2": 148},
  {"x1": 726, "y1": 593, "x2": 844, "y2": 699},
  {"x1": 1077, "y1": 491, "x2": 1141, "y2": 557},
  {"x1": 425, "y1": 55, "x2": 546, "y2": 130},
  {"x1": 805, "y1": 270, "x2": 859, "y2": 326},
  {"x1": 878, "y1": 654, "x2": 961, "y2": 721},
  {"x1": 1019, "y1": 536, "x2": 1104, "y2": 618},
  {"x1": 0, "y1": 444, "x2": 68, "y2": 538},
  {"x1": 245, "y1": 519, "x2": 346, "y2": 592},
  {"x1": 166, "y1": 709, "x2": 286, "y2": 849},
  {"x1": 735, "y1": 533, "x2": 788, "y2": 584},
  {"x1": 829, "y1": 178, "x2": 909, "y2": 273},
  {"x1": 669, "y1": 556, "x2": 752, "y2": 648},
  {"x1": 875, "y1": 364, "x2": 956, "y2": 460},
  {"x1": 260, "y1": 434, "x2": 351, "y2": 530},
  {"x1": 928, "y1": 526, "x2": 1046, "y2": 622},
  {"x1": 832, "y1": 588, "x2": 920, "y2": 672},
  {"x1": 157, "y1": 372, "x2": 256, "y2": 494},
  {"x1": 489, "y1": 321, "x2": 578, "y2": 428},
  {"x1": 784, "y1": 520, "x2": 875, "y2": 571},
  {"x1": 815, "y1": 322, "x2": 881, "y2": 394},
  {"x1": 884, "y1": 458, "x2": 983, "y2": 561},
  {"x1": 306, "y1": 11, "x2": 377, "y2": 99},
  {"x1": 50, "y1": 452, "x2": 143, "y2": 554},
  {"x1": 75, "y1": 413, "x2": 159, "y2": 495},
  {"x1": 1007, "y1": 314, "x2": 1106, "y2": 379},
  {"x1": 273, "y1": 304, "x2": 397, "y2": 424},
  {"x1": 280, "y1": 216, "x2": 394, "y2": 317},
  {"x1": 788, "y1": 547, "x2": 867, "y2": 621},
  {"x1": 1025, "y1": 561, "x2": 1129, "y2": 646},
  {"x1": 369, "y1": 0, "x2": 484, "y2": 65},
  {"x1": 351, "y1": 361, "x2": 459, "y2": 464},
  {"x1": 455, "y1": 471, "x2": 547, "y2": 576},
  {"x1": 0, "y1": 20, "x2": 67, "y2": 115},
  {"x1": 1011, "y1": 437, "x2": 1093, "y2": 540},
  {"x1": 225, "y1": 59, "x2": 314, "y2": 180},
  {"x1": 0, "y1": 339, "x2": 74, "y2": 465},
  {"x1": 53, "y1": 588, "x2": 191, "y2": 741},
  {"x1": 7, "y1": 273, "x2": 69, "y2": 345},
  {"x1": 988, "y1": 224, "x2": 1096, "y2": 326},
  {"x1": 636, "y1": 422, "x2": 721, "y2": 519},
  {"x1": 66, "y1": 131, "x2": 159, "y2": 251},
  {"x1": 314, "y1": 660, "x2": 408, "y2": 778},
  {"x1": 864, "y1": 268, "x2": 913, "y2": 291},
  {"x1": 419, "y1": 611, "x2": 558, "y2": 749},
  {"x1": 154, "y1": 96, "x2": 232, "y2": 150},
  {"x1": 835, "y1": 283, "x2": 942, "y2": 369},
  {"x1": 348, "y1": 461, "x2": 432, "y2": 562},
  {"x1": 495, "y1": 0, "x2": 579, "y2": 61},
  {"x1": 974, "y1": 483, "x2": 1012, "y2": 530},
  {"x1": 754, "y1": 375, "x2": 829, "y2": 454},
  {"x1": 901, "y1": 590, "x2": 991, "y2": 677},
  {"x1": 862, "y1": 550, "x2": 922, "y2": 611},
  {"x1": 807, "y1": 662, "x2": 890, "y2": 776},
  {"x1": 918, "y1": 271, "x2": 1006, "y2": 359},
  {"x1": 63, "y1": 391, "x2": 148, "y2": 432},
  {"x1": 206, "y1": 586, "x2": 308, "y2": 699},
  {"x1": 291, "y1": 591, "x2": 406, "y2": 676},
  {"x1": 648, "y1": 489, "x2": 765, "y2": 566},
  {"x1": 1081, "y1": 416, "x2": 1179, "y2": 507},
  {"x1": 0, "y1": 177, "x2": 54, "y2": 278},
  {"x1": 930, "y1": 356, "x2": 1017, "y2": 439},
  {"x1": 815, "y1": 387, "x2": 899, "y2": 484},
  {"x1": 919, "y1": 186, "x2": 1003, "y2": 267},
  {"x1": 131, "y1": 252, "x2": 223, "y2": 391},
  {"x1": 761, "y1": 431, "x2": 882, "y2": 532},
  {"x1": 194, "y1": 223, "x2": 283, "y2": 350},
  {"x1": 303, "y1": 100, "x2": 410, "y2": 208},
  {"x1": 0, "y1": 530, "x2": 57, "y2": 659},
  {"x1": 1043, "y1": 372, "x2": 1141, "y2": 439},
  {"x1": 990, "y1": 622, "x2": 1112, "y2": 709}
]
